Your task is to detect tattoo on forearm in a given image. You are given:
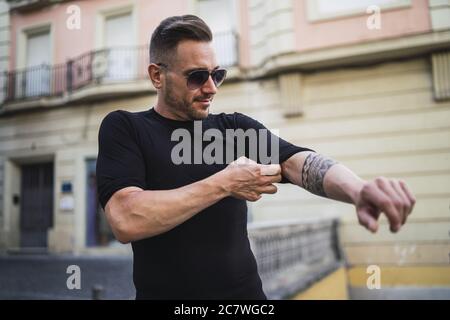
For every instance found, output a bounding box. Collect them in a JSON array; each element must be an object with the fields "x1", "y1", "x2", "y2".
[{"x1": 301, "y1": 153, "x2": 338, "y2": 197}]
